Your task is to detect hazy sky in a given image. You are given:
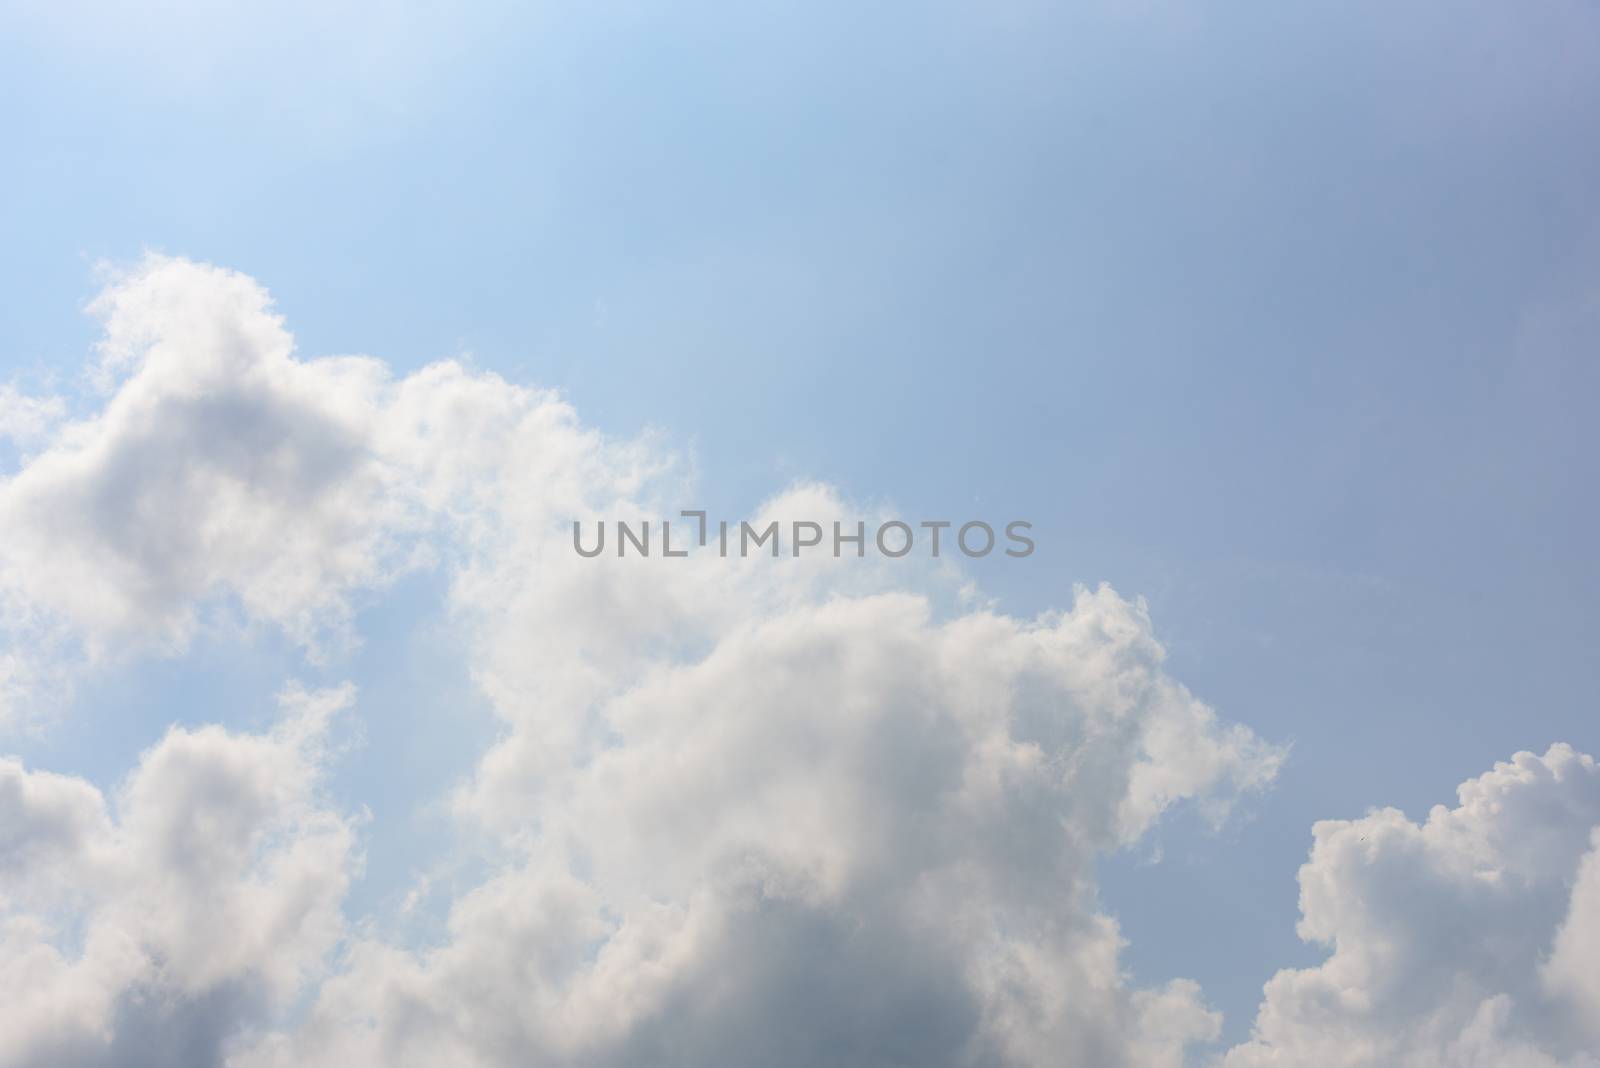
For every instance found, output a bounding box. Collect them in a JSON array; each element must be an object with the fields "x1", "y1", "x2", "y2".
[{"x1": 2, "y1": 3, "x2": 1598, "y2": 1065}]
